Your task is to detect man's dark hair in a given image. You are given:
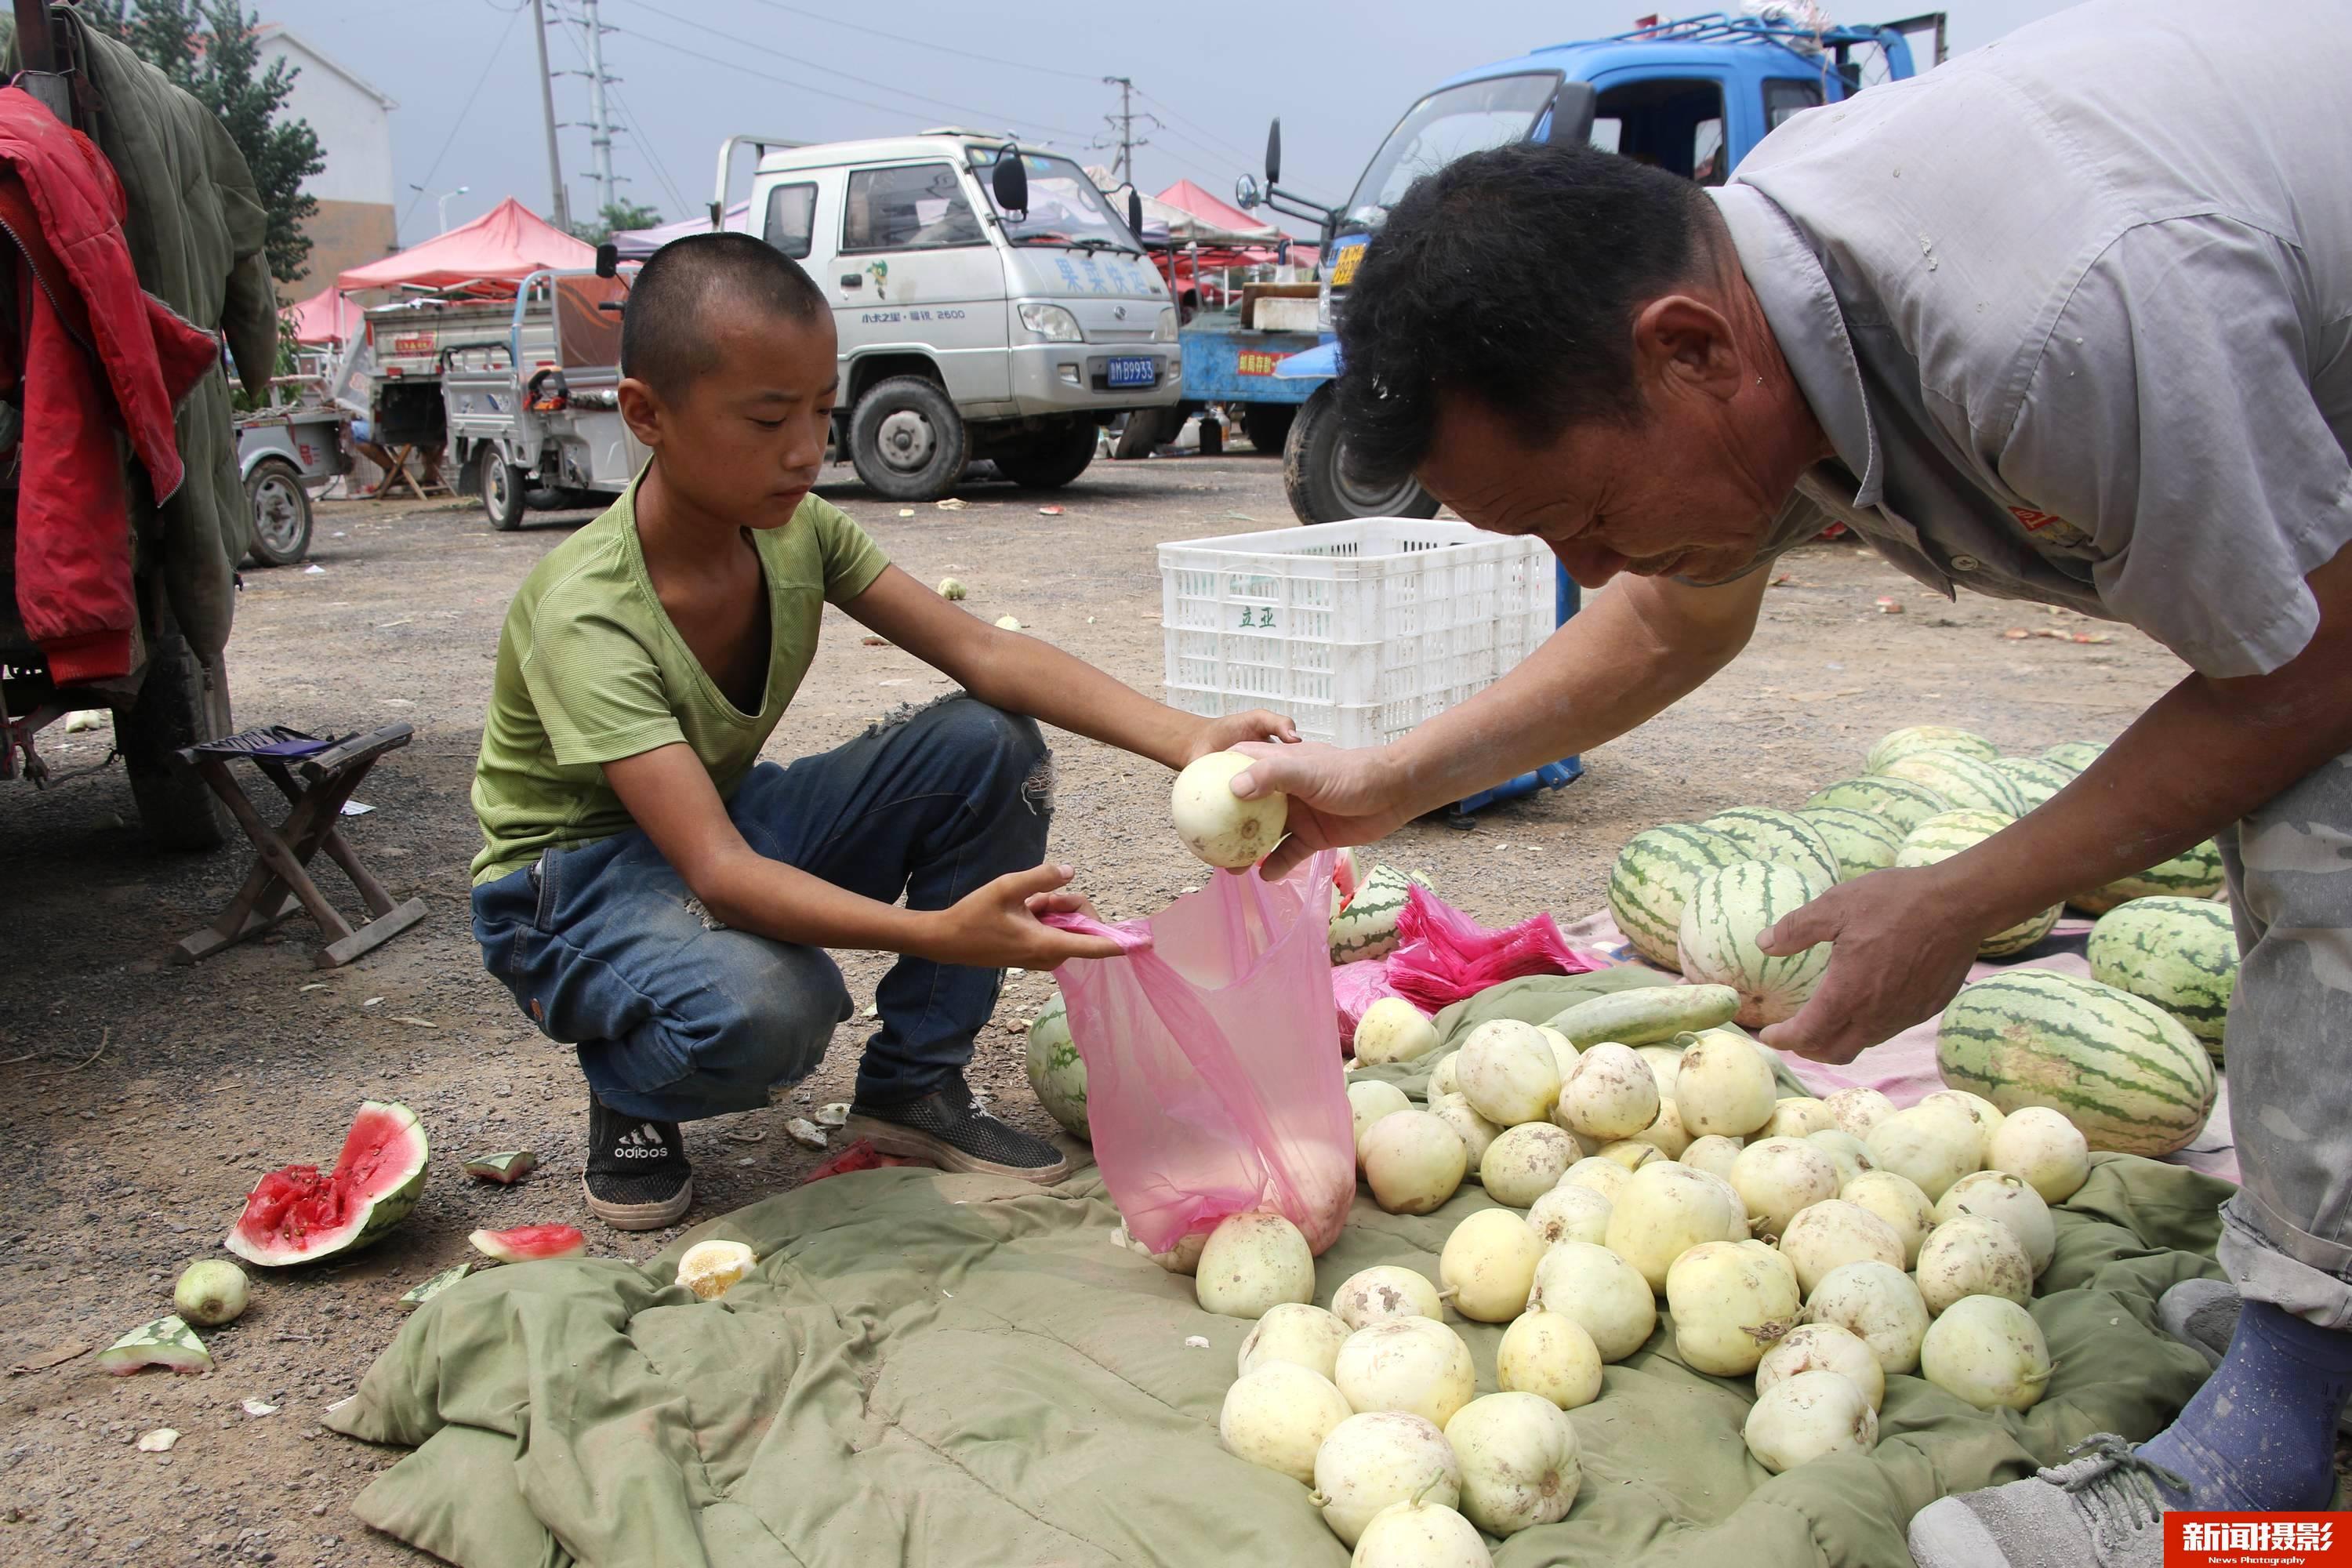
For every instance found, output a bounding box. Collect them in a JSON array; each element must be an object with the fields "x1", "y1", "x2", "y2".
[
  {"x1": 621, "y1": 232, "x2": 829, "y2": 399},
  {"x1": 1334, "y1": 140, "x2": 1716, "y2": 487}
]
